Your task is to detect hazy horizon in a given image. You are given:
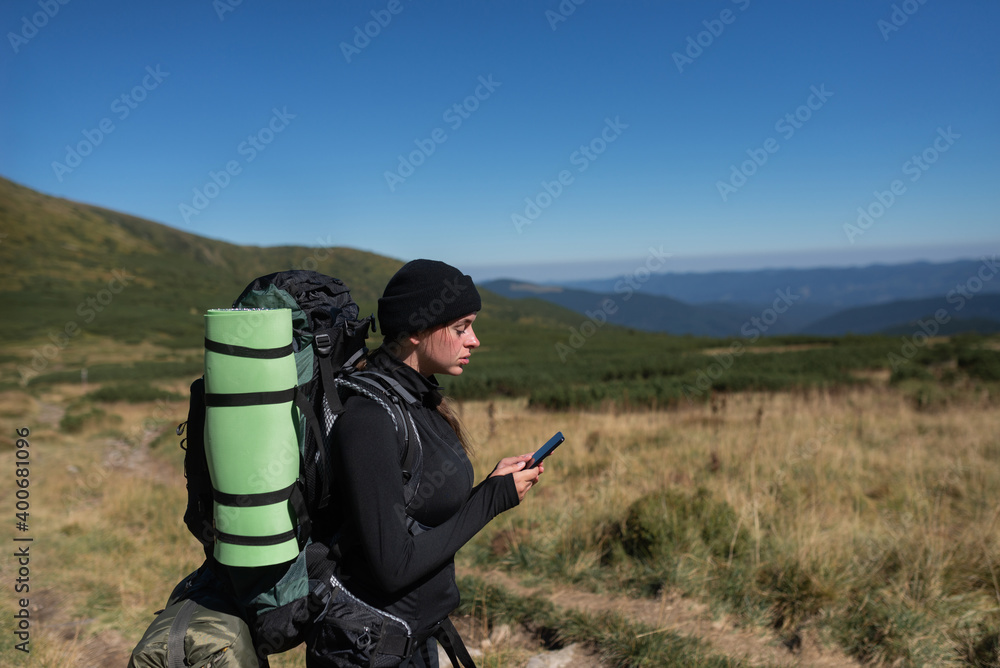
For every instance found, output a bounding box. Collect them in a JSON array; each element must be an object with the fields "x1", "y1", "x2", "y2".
[{"x1": 466, "y1": 240, "x2": 999, "y2": 283}]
